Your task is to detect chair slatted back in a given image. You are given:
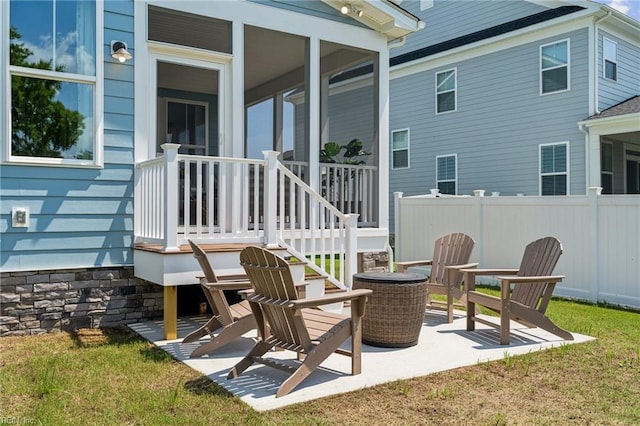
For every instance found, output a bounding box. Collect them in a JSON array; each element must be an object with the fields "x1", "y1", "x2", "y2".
[
  {"x1": 430, "y1": 233, "x2": 475, "y2": 285},
  {"x1": 513, "y1": 237, "x2": 563, "y2": 310},
  {"x1": 240, "y1": 246, "x2": 312, "y2": 351},
  {"x1": 188, "y1": 240, "x2": 233, "y2": 325}
]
